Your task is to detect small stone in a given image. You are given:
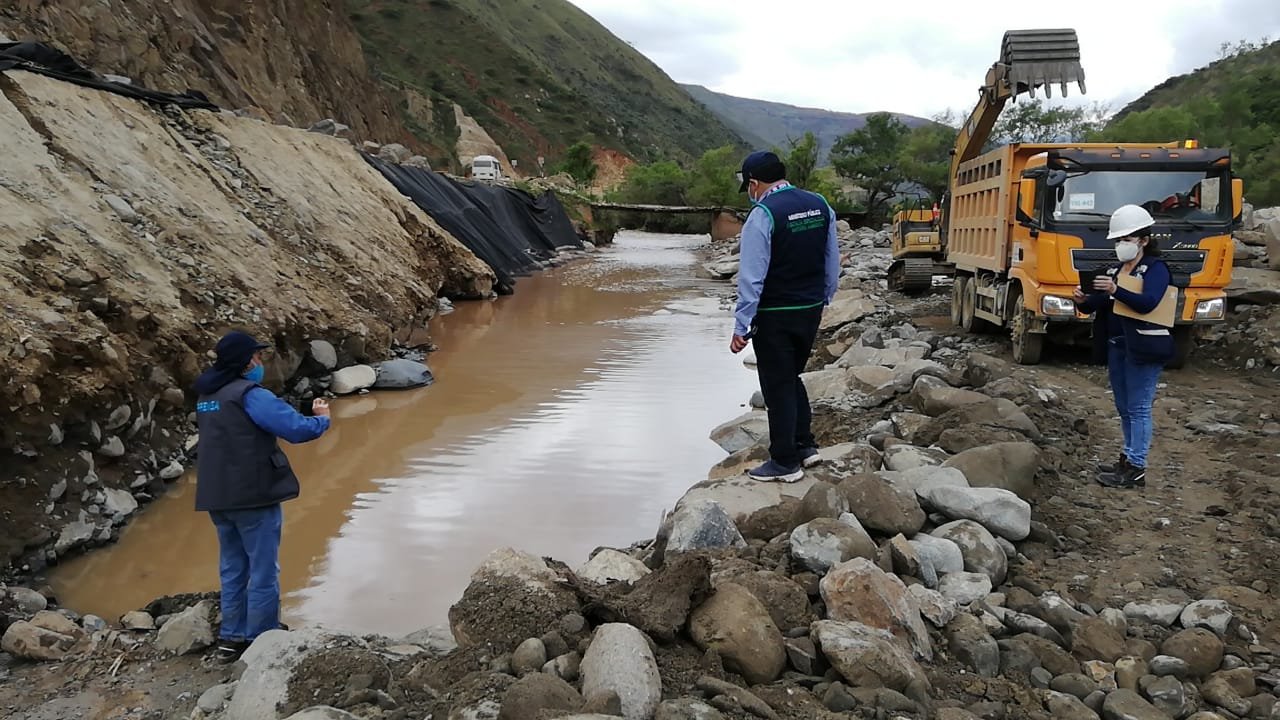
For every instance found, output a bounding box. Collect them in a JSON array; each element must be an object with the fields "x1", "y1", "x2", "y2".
[
  {"x1": 121, "y1": 611, "x2": 156, "y2": 631},
  {"x1": 155, "y1": 601, "x2": 215, "y2": 655},
  {"x1": 98, "y1": 436, "x2": 125, "y2": 458},
  {"x1": 159, "y1": 461, "x2": 185, "y2": 481},
  {"x1": 5, "y1": 587, "x2": 49, "y2": 614},
  {"x1": 1051, "y1": 673, "x2": 1100, "y2": 699},
  {"x1": 104, "y1": 194, "x2": 140, "y2": 223},
  {"x1": 512, "y1": 637, "x2": 548, "y2": 676},
  {"x1": 1031, "y1": 667, "x2": 1053, "y2": 688},
  {"x1": 1124, "y1": 599, "x2": 1186, "y2": 627},
  {"x1": 939, "y1": 572, "x2": 993, "y2": 606},
  {"x1": 1115, "y1": 656, "x2": 1149, "y2": 690},
  {"x1": 1181, "y1": 599, "x2": 1234, "y2": 637}
]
